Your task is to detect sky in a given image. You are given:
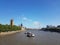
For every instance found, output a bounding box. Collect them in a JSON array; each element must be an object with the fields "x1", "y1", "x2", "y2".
[{"x1": 0, "y1": 0, "x2": 60, "y2": 28}]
